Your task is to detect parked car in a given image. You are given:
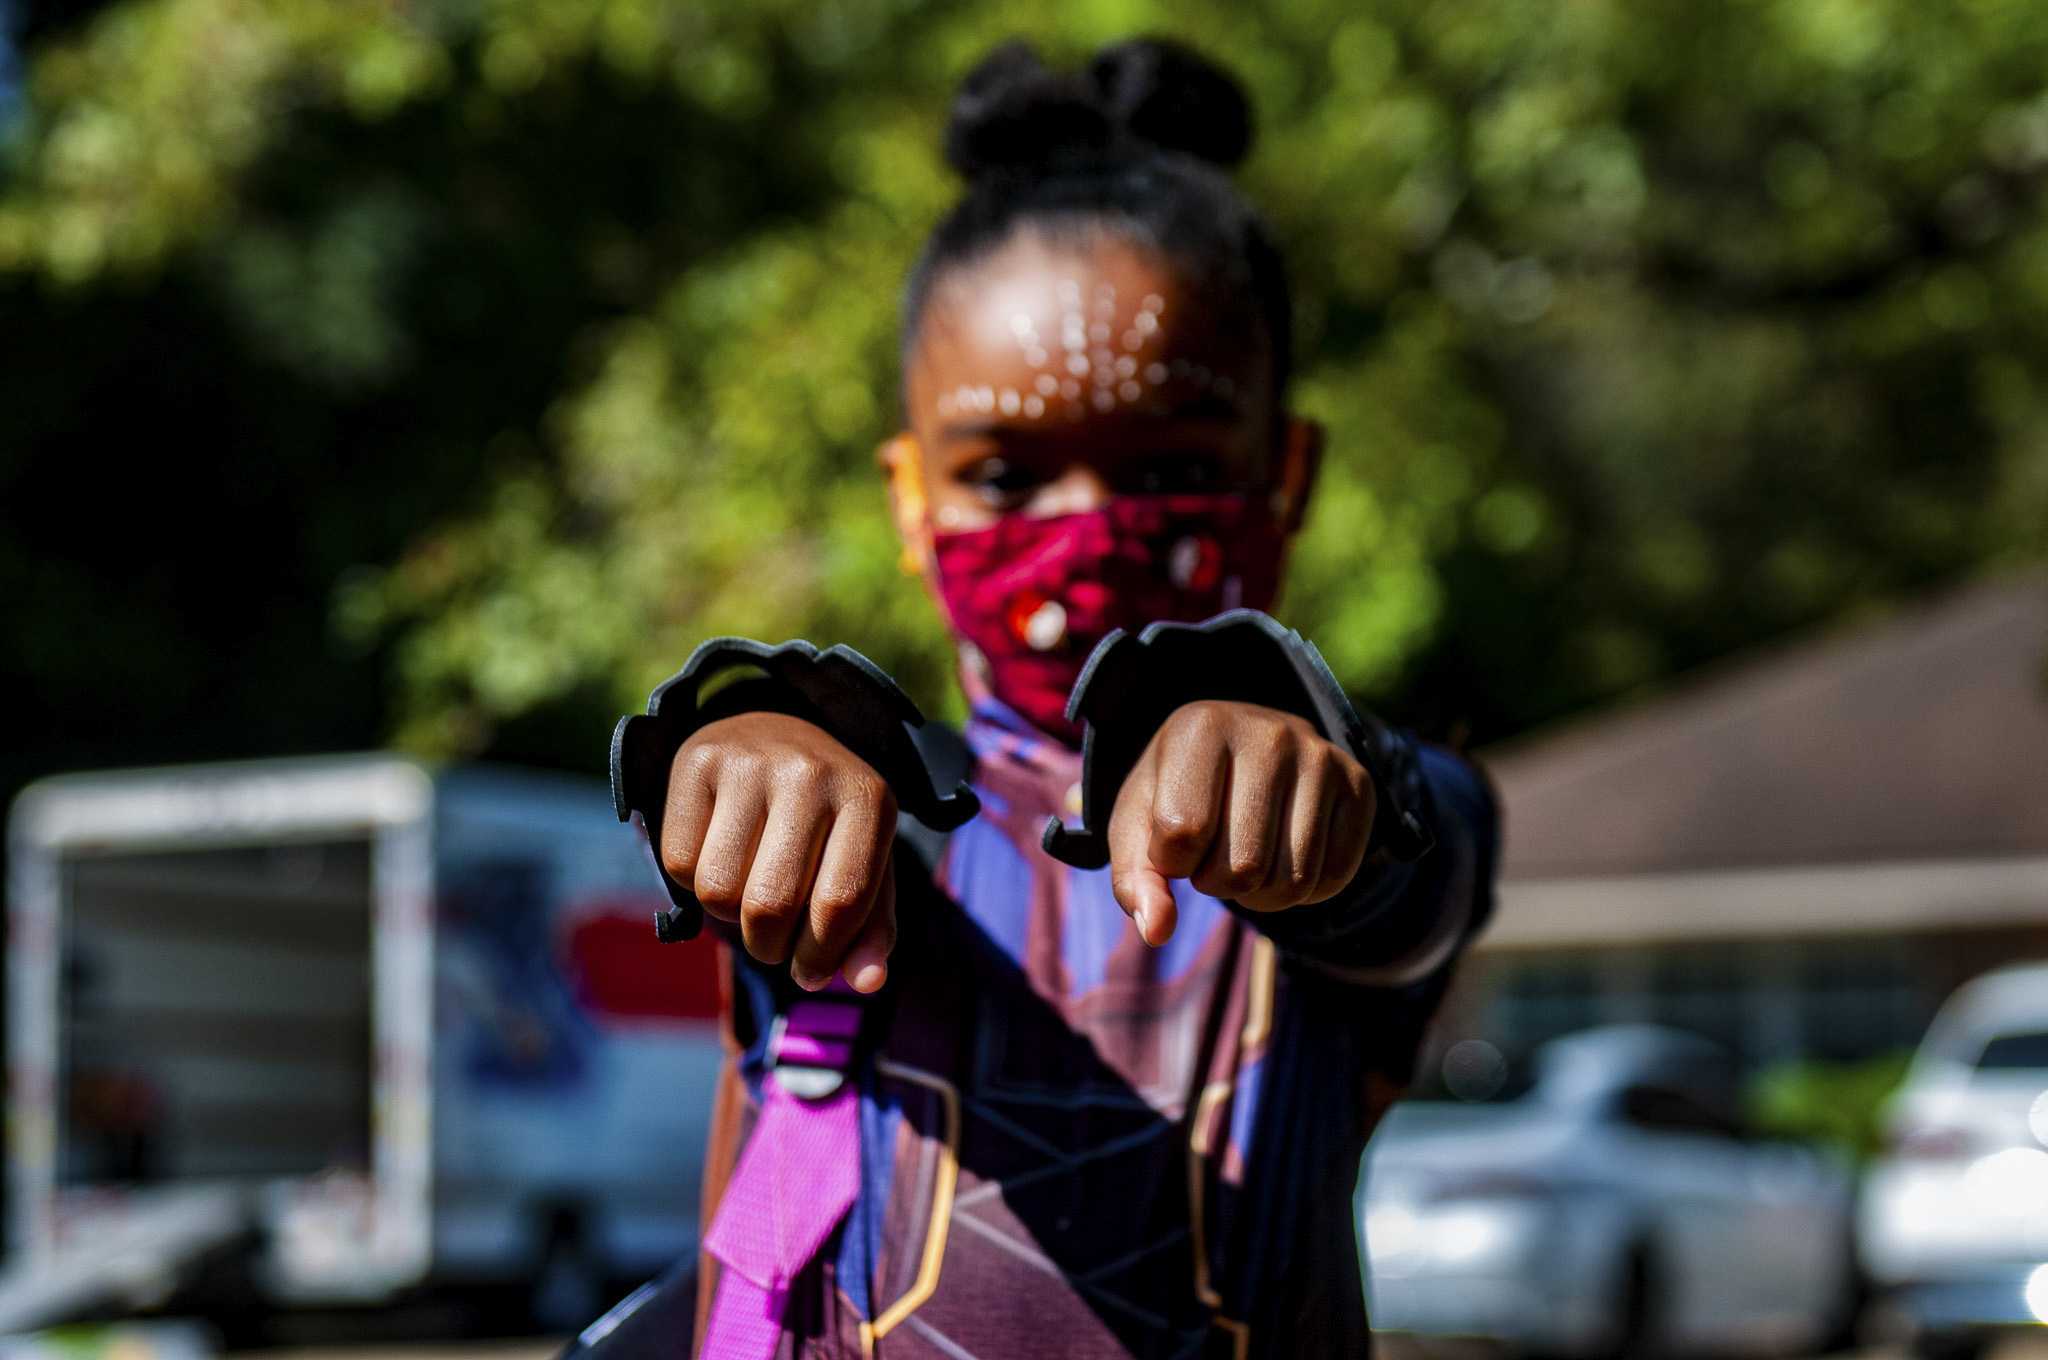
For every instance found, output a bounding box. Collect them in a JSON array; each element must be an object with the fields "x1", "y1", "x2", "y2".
[
  {"x1": 1361, "y1": 1025, "x2": 1859, "y2": 1358},
  {"x1": 1861, "y1": 960, "x2": 2048, "y2": 1360}
]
